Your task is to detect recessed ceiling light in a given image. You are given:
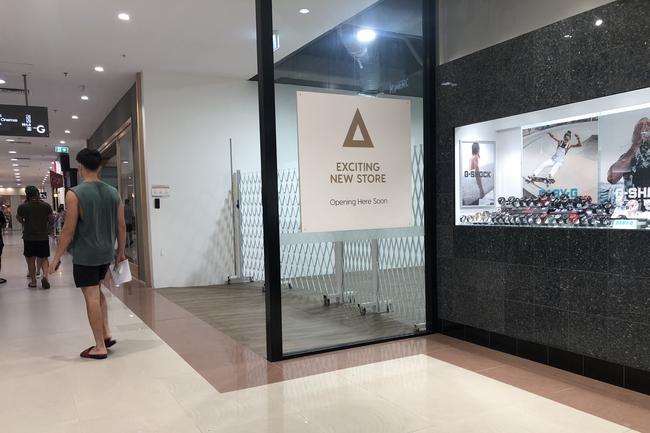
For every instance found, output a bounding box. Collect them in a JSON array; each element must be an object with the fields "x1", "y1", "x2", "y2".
[
  {"x1": 8, "y1": 151, "x2": 16, "y2": 154},
  {"x1": 13, "y1": 169, "x2": 19, "y2": 172},
  {"x1": 94, "y1": 66, "x2": 104, "y2": 72},
  {"x1": 118, "y1": 12, "x2": 130, "y2": 21},
  {"x1": 122, "y1": 160, "x2": 129, "y2": 164},
  {"x1": 64, "y1": 130, "x2": 70, "y2": 134},
  {"x1": 71, "y1": 115, "x2": 79, "y2": 119},
  {"x1": 299, "y1": 8, "x2": 310, "y2": 14},
  {"x1": 59, "y1": 140, "x2": 65, "y2": 144},
  {"x1": 12, "y1": 164, "x2": 18, "y2": 167},
  {"x1": 356, "y1": 29, "x2": 377, "y2": 43},
  {"x1": 564, "y1": 34, "x2": 572, "y2": 39},
  {"x1": 6, "y1": 139, "x2": 15, "y2": 142},
  {"x1": 81, "y1": 95, "x2": 89, "y2": 101},
  {"x1": 595, "y1": 19, "x2": 603, "y2": 26},
  {"x1": 10, "y1": 158, "x2": 17, "y2": 161},
  {"x1": 0, "y1": 79, "x2": 5, "y2": 84}
]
